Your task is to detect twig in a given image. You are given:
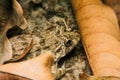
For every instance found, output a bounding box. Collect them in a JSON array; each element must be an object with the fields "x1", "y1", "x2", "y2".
[{"x1": 5, "y1": 39, "x2": 33, "y2": 63}]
